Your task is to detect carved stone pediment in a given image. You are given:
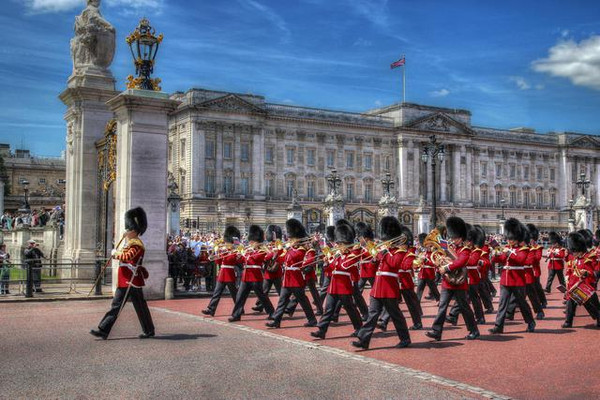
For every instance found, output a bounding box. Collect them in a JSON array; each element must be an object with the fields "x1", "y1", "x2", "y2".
[
  {"x1": 569, "y1": 136, "x2": 600, "y2": 149},
  {"x1": 198, "y1": 94, "x2": 265, "y2": 114},
  {"x1": 407, "y1": 112, "x2": 474, "y2": 135}
]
